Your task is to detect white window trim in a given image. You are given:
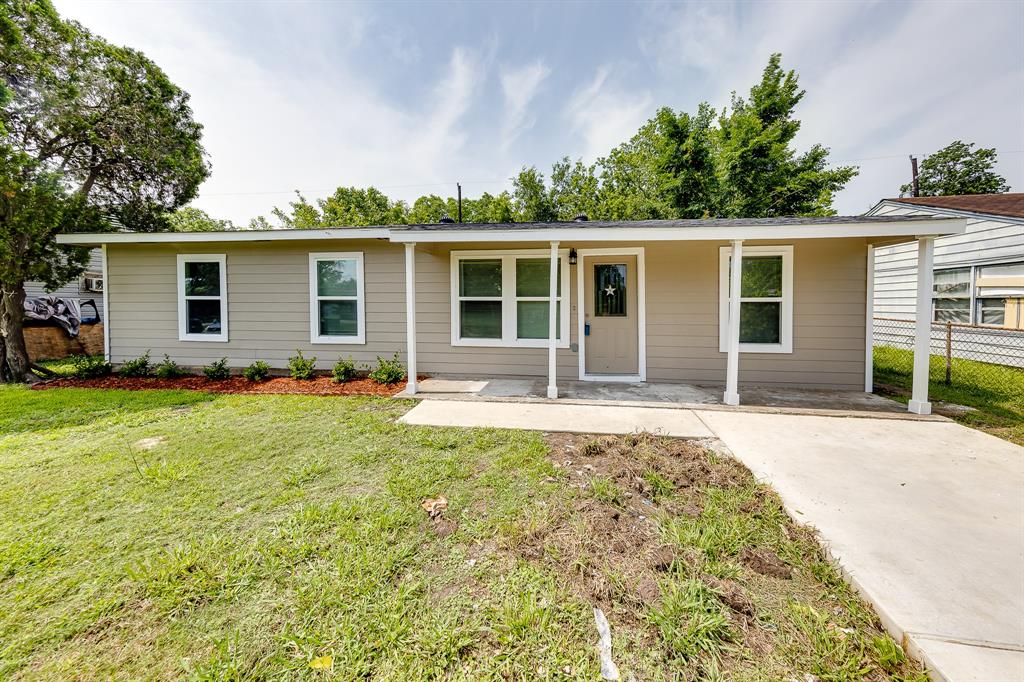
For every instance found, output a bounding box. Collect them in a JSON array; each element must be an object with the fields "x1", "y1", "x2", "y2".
[
  {"x1": 718, "y1": 245, "x2": 793, "y2": 354},
  {"x1": 177, "y1": 253, "x2": 228, "y2": 342},
  {"x1": 450, "y1": 249, "x2": 570, "y2": 348},
  {"x1": 309, "y1": 251, "x2": 366, "y2": 344}
]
